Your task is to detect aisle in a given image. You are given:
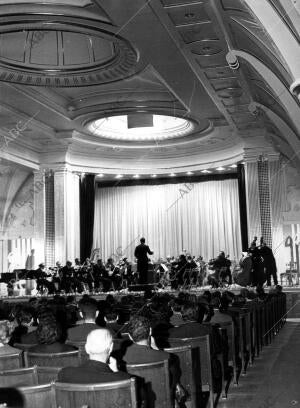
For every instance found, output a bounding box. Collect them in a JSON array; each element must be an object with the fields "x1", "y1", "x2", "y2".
[{"x1": 219, "y1": 319, "x2": 300, "y2": 408}]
